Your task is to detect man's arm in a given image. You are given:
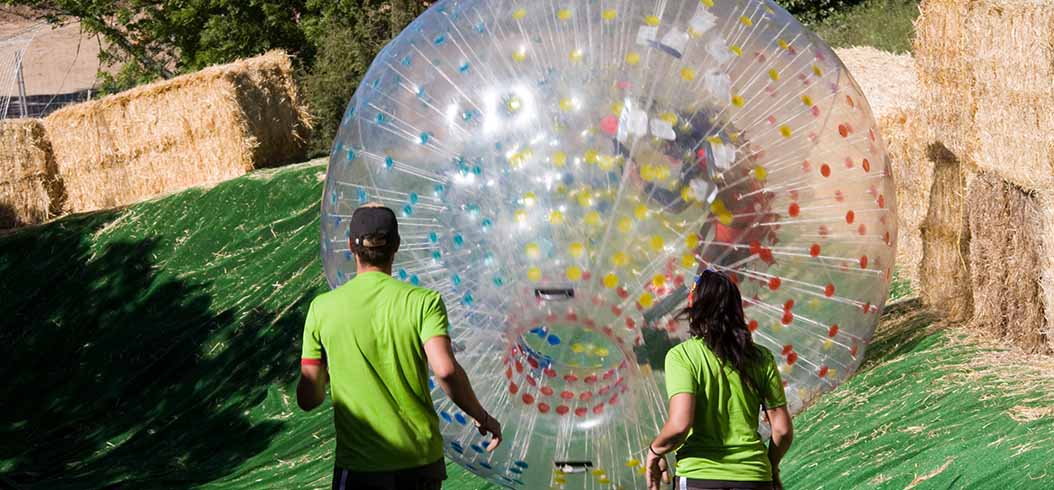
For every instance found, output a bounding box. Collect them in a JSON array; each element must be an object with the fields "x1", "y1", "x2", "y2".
[
  {"x1": 297, "y1": 361, "x2": 328, "y2": 411},
  {"x1": 423, "y1": 335, "x2": 502, "y2": 451}
]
